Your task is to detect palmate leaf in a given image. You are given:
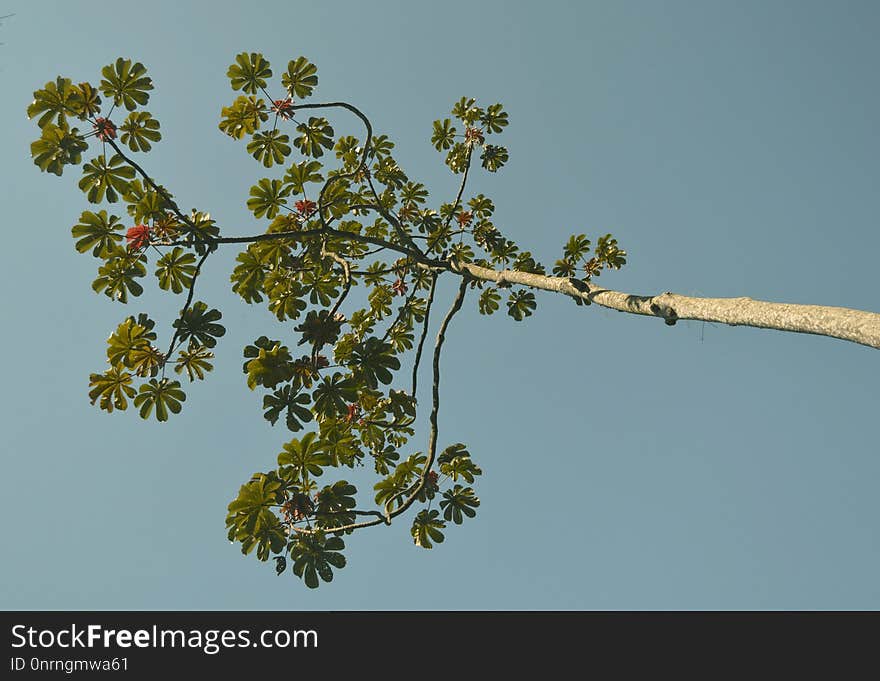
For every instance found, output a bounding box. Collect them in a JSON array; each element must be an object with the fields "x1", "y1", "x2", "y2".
[
  {"x1": 247, "y1": 178, "x2": 291, "y2": 218},
  {"x1": 172, "y1": 301, "x2": 225, "y2": 348},
  {"x1": 293, "y1": 117, "x2": 334, "y2": 158},
  {"x1": 262, "y1": 385, "x2": 313, "y2": 431},
  {"x1": 88, "y1": 366, "x2": 136, "y2": 413},
  {"x1": 278, "y1": 432, "x2": 332, "y2": 481},
  {"x1": 438, "y1": 444, "x2": 483, "y2": 484},
  {"x1": 79, "y1": 154, "x2": 135, "y2": 204},
  {"x1": 75, "y1": 82, "x2": 102, "y2": 119},
  {"x1": 295, "y1": 310, "x2": 344, "y2": 348},
  {"x1": 315, "y1": 480, "x2": 358, "y2": 530},
  {"x1": 439, "y1": 485, "x2": 480, "y2": 524},
  {"x1": 431, "y1": 118, "x2": 457, "y2": 151},
  {"x1": 264, "y1": 273, "x2": 308, "y2": 322},
  {"x1": 247, "y1": 130, "x2": 291, "y2": 168},
  {"x1": 481, "y1": 103, "x2": 509, "y2": 133},
  {"x1": 350, "y1": 337, "x2": 401, "y2": 389},
  {"x1": 27, "y1": 77, "x2": 83, "y2": 128},
  {"x1": 31, "y1": 123, "x2": 88, "y2": 176},
  {"x1": 92, "y1": 246, "x2": 147, "y2": 302},
  {"x1": 282, "y1": 56, "x2": 318, "y2": 98},
  {"x1": 289, "y1": 534, "x2": 345, "y2": 589},
  {"x1": 480, "y1": 144, "x2": 509, "y2": 172},
  {"x1": 506, "y1": 289, "x2": 537, "y2": 321},
  {"x1": 320, "y1": 423, "x2": 363, "y2": 467},
  {"x1": 133, "y1": 378, "x2": 186, "y2": 422},
  {"x1": 230, "y1": 249, "x2": 266, "y2": 303},
  {"x1": 312, "y1": 373, "x2": 358, "y2": 420},
  {"x1": 227, "y1": 52, "x2": 272, "y2": 95},
  {"x1": 226, "y1": 474, "x2": 286, "y2": 562},
  {"x1": 283, "y1": 160, "x2": 323, "y2": 195},
  {"x1": 119, "y1": 111, "x2": 161, "y2": 152},
  {"x1": 244, "y1": 339, "x2": 295, "y2": 390},
  {"x1": 155, "y1": 247, "x2": 197, "y2": 293},
  {"x1": 100, "y1": 58, "x2": 153, "y2": 111},
  {"x1": 106, "y1": 315, "x2": 156, "y2": 367},
  {"x1": 174, "y1": 342, "x2": 215, "y2": 382},
  {"x1": 218, "y1": 95, "x2": 268, "y2": 139},
  {"x1": 411, "y1": 509, "x2": 446, "y2": 549},
  {"x1": 478, "y1": 287, "x2": 501, "y2": 315},
  {"x1": 129, "y1": 344, "x2": 164, "y2": 378},
  {"x1": 71, "y1": 210, "x2": 124, "y2": 257}
]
